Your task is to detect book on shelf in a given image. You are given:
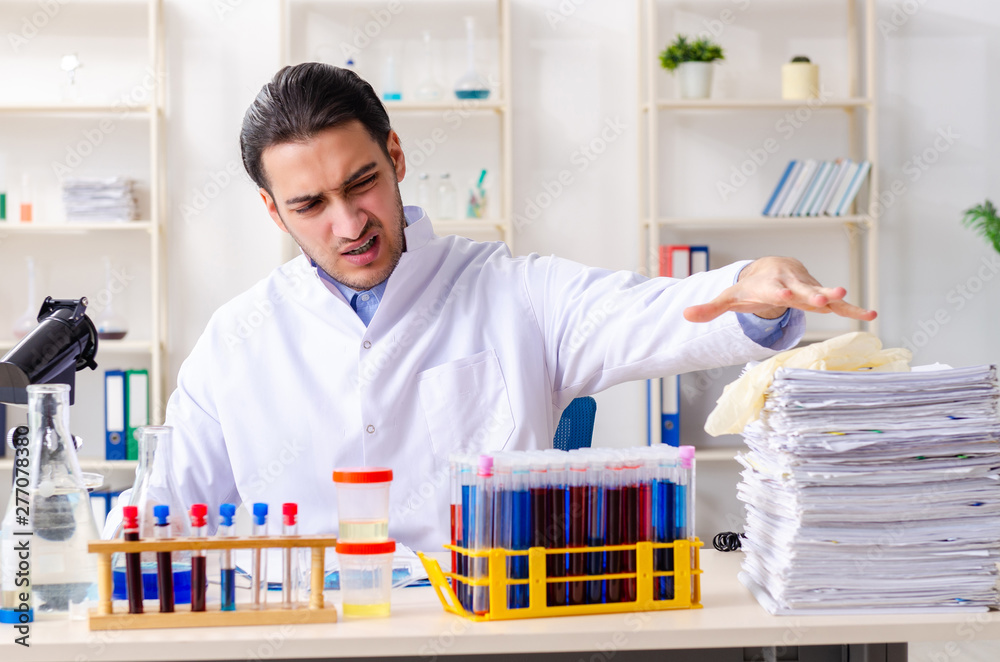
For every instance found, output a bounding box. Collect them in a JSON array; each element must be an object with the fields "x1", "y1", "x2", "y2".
[
  {"x1": 652, "y1": 244, "x2": 710, "y2": 446},
  {"x1": 762, "y1": 159, "x2": 872, "y2": 218}
]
